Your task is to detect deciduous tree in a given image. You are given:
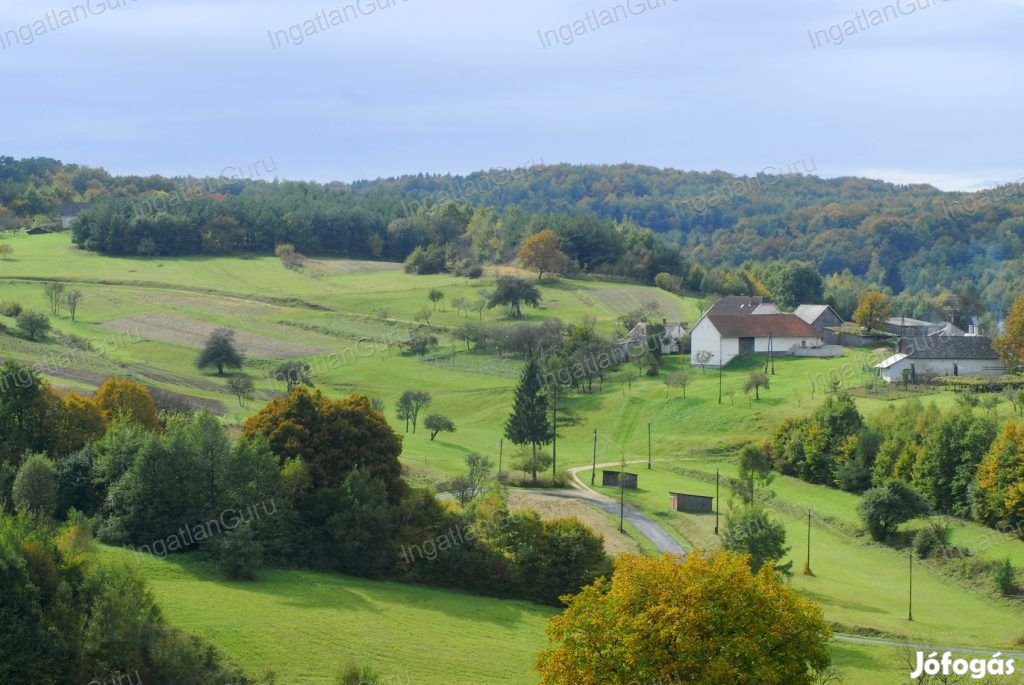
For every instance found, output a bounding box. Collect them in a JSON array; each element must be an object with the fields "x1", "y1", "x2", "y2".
[
  {"x1": 536, "y1": 552, "x2": 832, "y2": 685},
  {"x1": 488, "y1": 276, "x2": 540, "y2": 319},
  {"x1": 196, "y1": 327, "x2": 243, "y2": 376},
  {"x1": 92, "y1": 377, "x2": 160, "y2": 431},
  {"x1": 424, "y1": 414, "x2": 455, "y2": 441},
  {"x1": 518, "y1": 230, "x2": 568, "y2": 280},
  {"x1": 852, "y1": 291, "x2": 891, "y2": 333},
  {"x1": 995, "y1": 292, "x2": 1024, "y2": 373}
]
